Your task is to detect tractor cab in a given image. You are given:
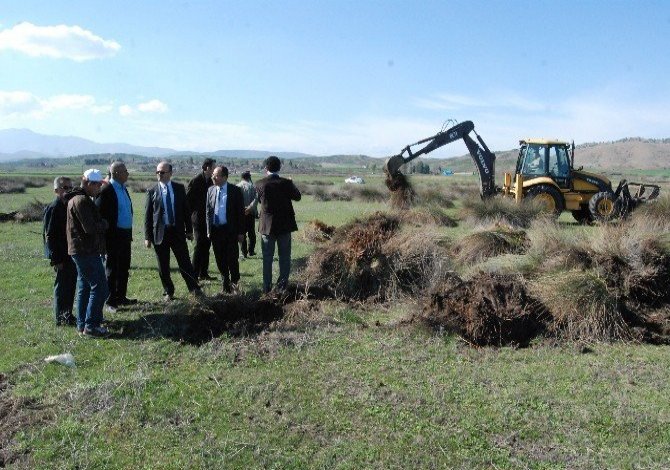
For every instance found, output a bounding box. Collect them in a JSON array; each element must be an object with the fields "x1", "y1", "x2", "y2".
[{"x1": 517, "y1": 139, "x2": 572, "y2": 189}]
